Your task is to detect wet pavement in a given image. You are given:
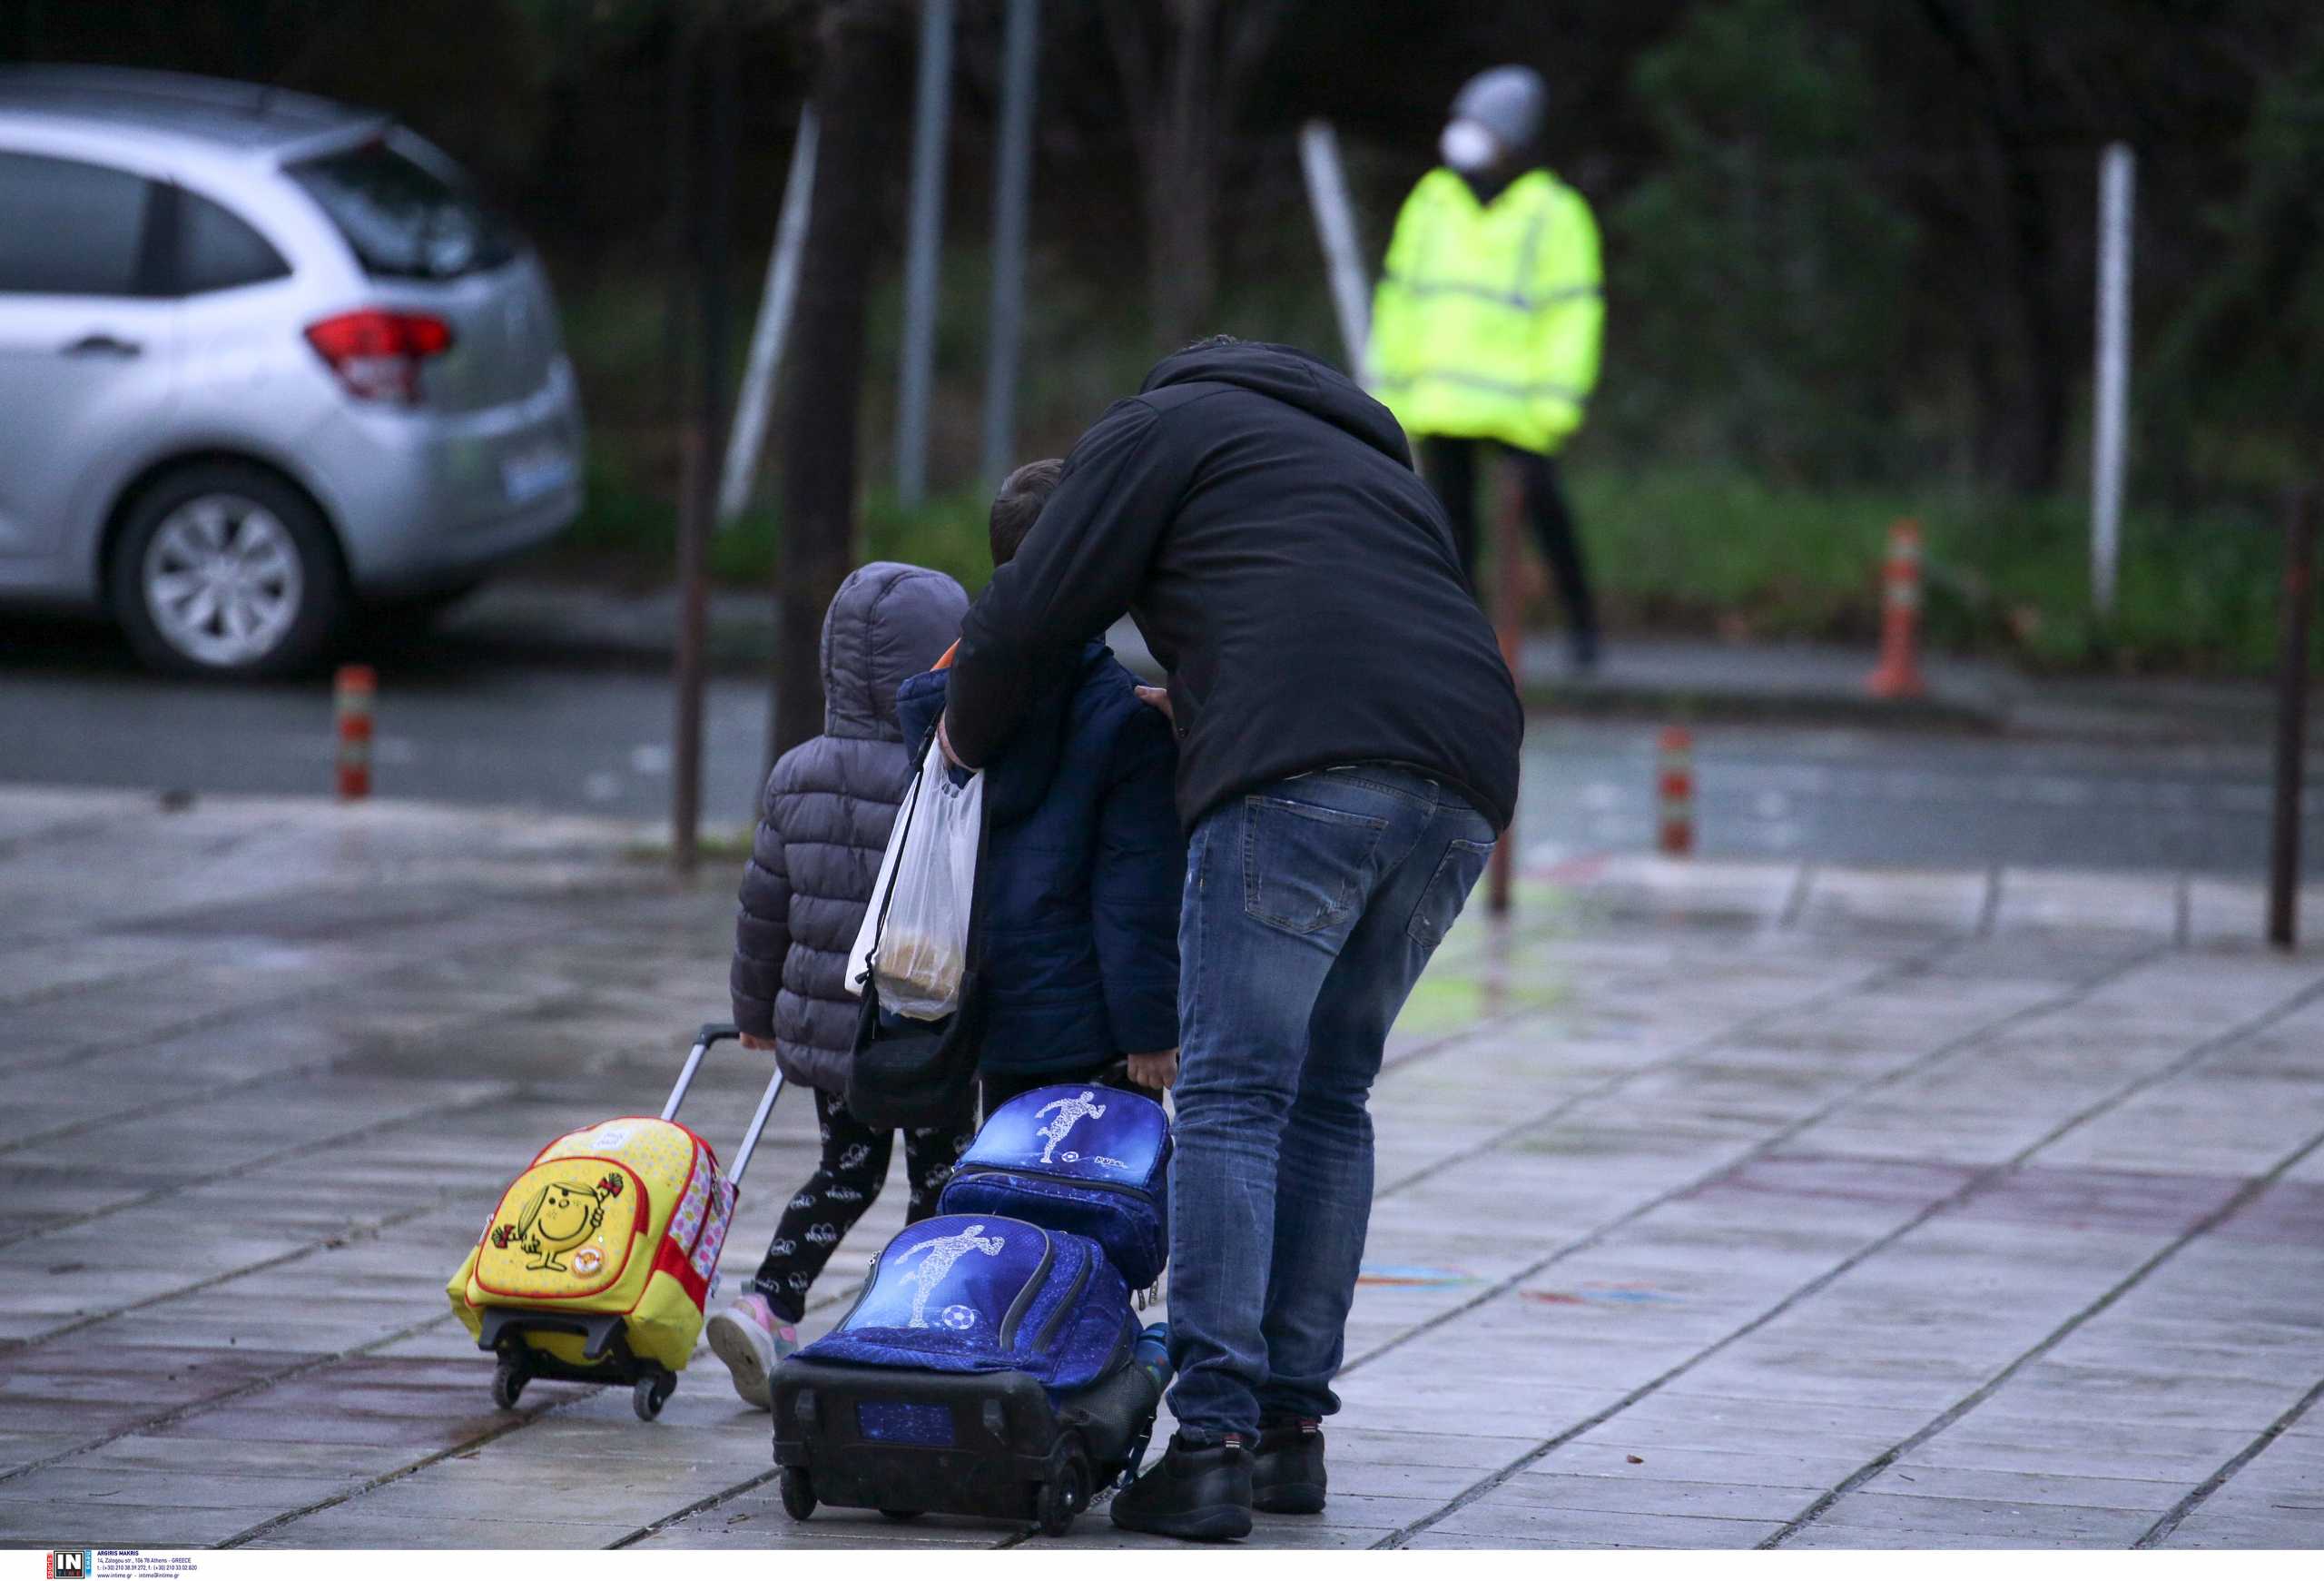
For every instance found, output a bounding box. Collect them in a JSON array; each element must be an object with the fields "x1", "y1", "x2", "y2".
[
  {"x1": 9, "y1": 577, "x2": 2321, "y2": 881},
  {"x1": 1, "y1": 639, "x2": 2317, "y2": 878},
  {"x1": 1, "y1": 786, "x2": 2319, "y2": 1550}
]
